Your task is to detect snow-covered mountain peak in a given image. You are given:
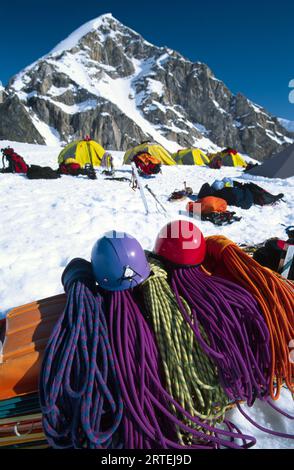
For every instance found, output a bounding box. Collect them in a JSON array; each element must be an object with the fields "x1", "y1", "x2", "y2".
[
  {"x1": 50, "y1": 13, "x2": 116, "y2": 55},
  {"x1": 1, "y1": 14, "x2": 293, "y2": 158}
]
